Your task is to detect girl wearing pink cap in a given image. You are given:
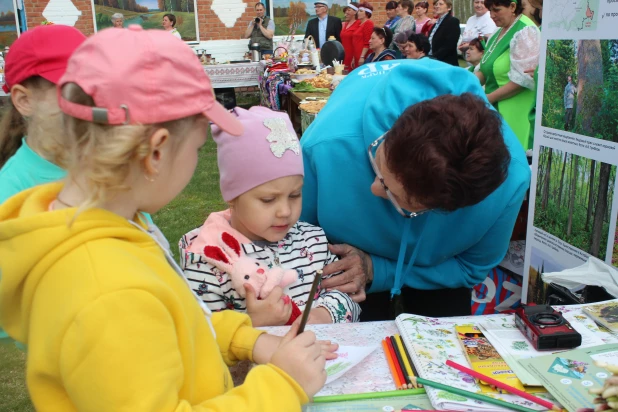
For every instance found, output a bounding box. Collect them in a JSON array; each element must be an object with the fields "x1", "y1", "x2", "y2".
[
  {"x1": 0, "y1": 26, "x2": 336, "y2": 411},
  {"x1": 180, "y1": 106, "x2": 361, "y2": 327}
]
